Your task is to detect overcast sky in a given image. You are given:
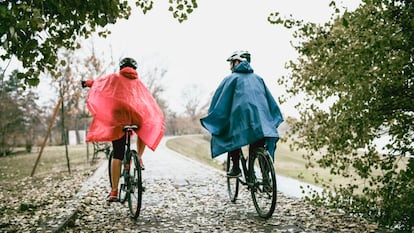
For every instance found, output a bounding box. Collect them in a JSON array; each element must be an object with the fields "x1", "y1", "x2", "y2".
[{"x1": 16, "y1": 0, "x2": 361, "y2": 117}]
